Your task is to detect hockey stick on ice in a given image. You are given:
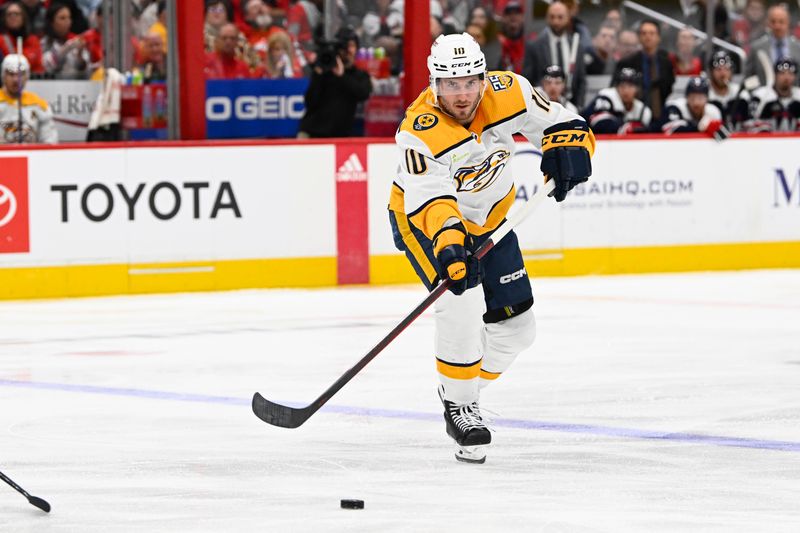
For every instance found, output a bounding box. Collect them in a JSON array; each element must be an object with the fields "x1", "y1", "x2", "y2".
[
  {"x1": 252, "y1": 179, "x2": 556, "y2": 428},
  {"x1": 0, "y1": 468, "x2": 51, "y2": 513}
]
